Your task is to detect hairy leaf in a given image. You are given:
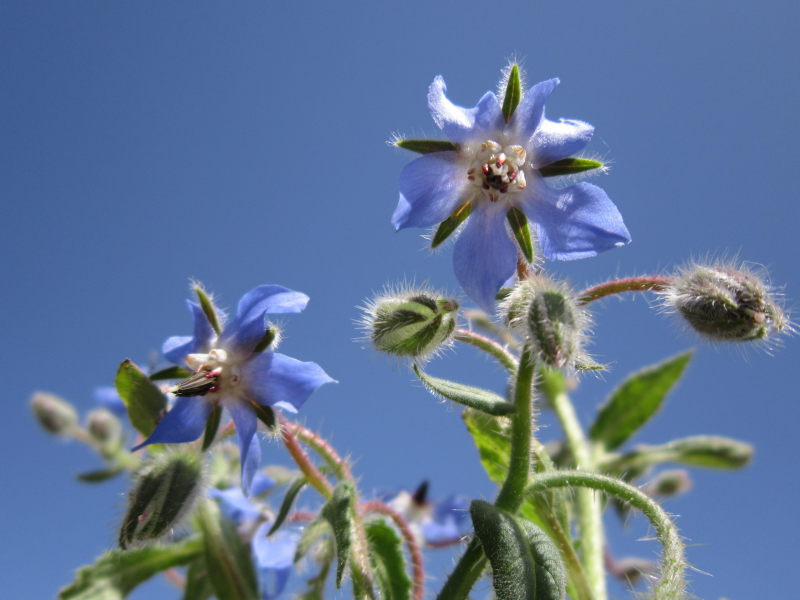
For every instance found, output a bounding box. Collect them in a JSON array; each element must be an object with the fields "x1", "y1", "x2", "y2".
[
  {"x1": 517, "y1": 519, "x2": 567, "y2": 600},
  {"x1": 268, "y1": 476, "x2": 308, "y2": 536},
  {"x1": 321, "y1": 481, "x2": 357, "y2": 588},
  {"x1": 415, "y1": 366, "x2": 515, "y2": 416},
  {"x1": 366, "y1": 520, "x2": 412, "y2": 600},
  {"x1": 115, "y1": 359, "x2": 167, "y2": 437}
]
